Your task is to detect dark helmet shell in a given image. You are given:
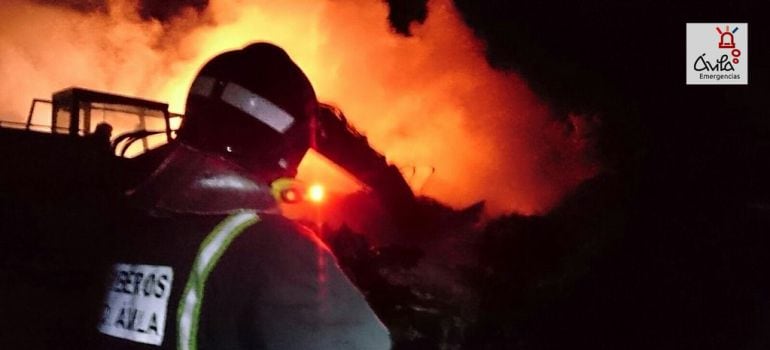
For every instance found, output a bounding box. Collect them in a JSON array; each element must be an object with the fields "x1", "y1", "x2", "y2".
[{"x1": 178, "y1": 42, "x2": 318, "y2": 178}]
